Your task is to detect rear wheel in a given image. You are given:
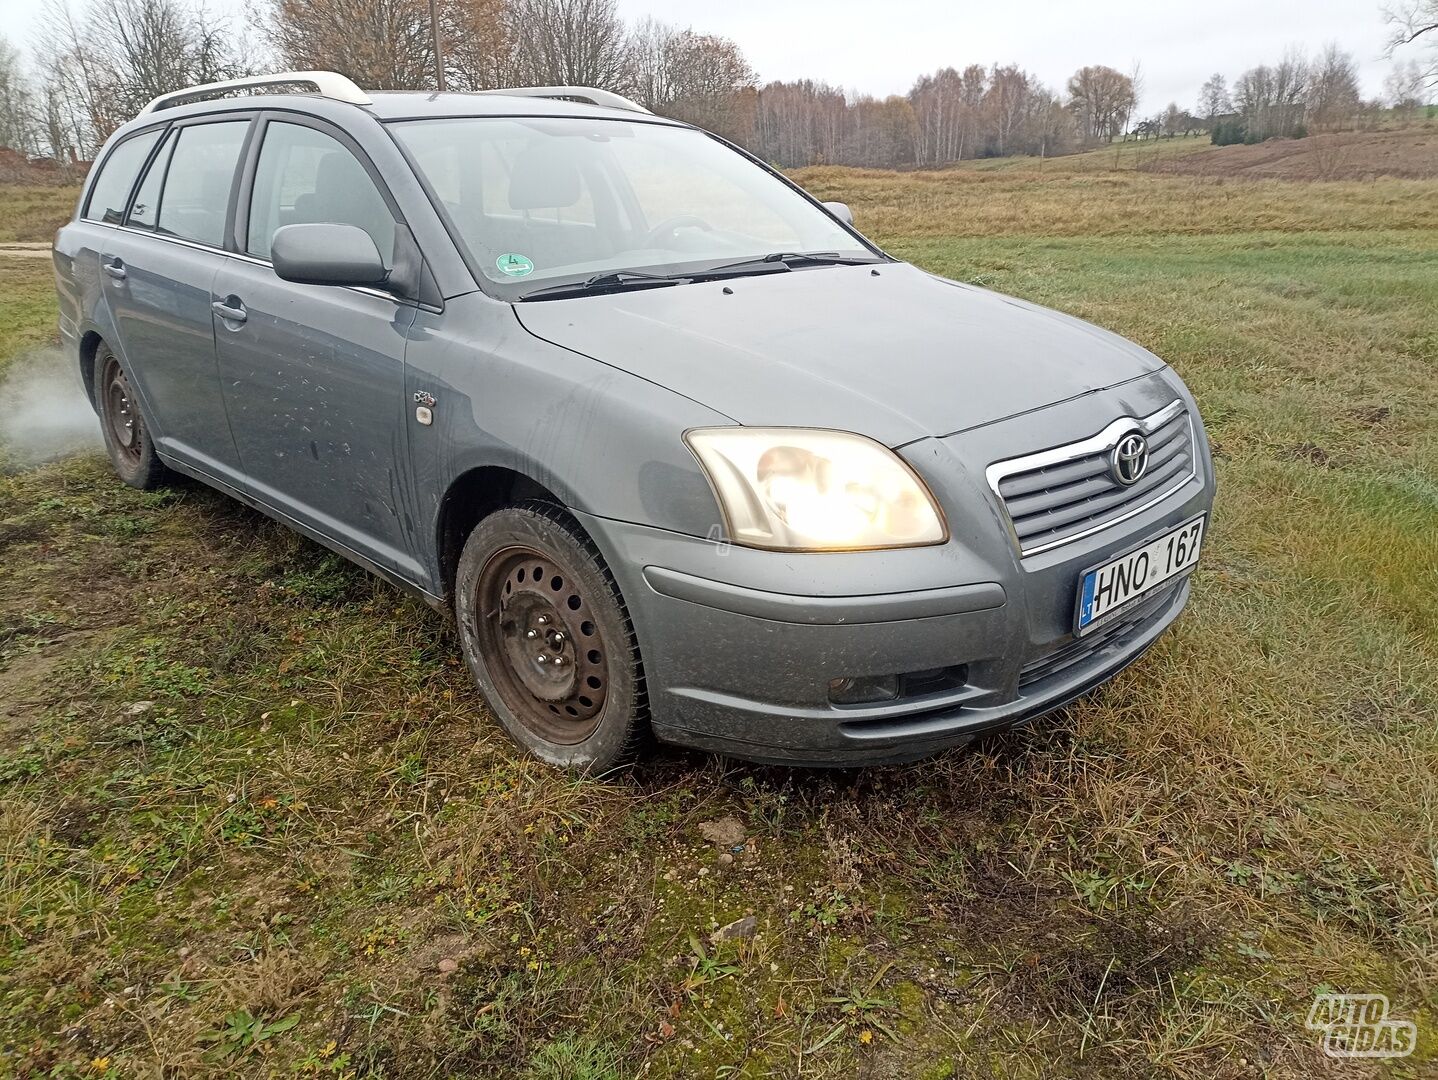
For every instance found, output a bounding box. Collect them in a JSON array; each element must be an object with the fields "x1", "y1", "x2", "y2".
[
  {"x1": 95, "y1": 346, "x2": 168, "y2": 490},
  {"x1": 455, "y1": 502, "x2": 648, "y2": 771}
]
